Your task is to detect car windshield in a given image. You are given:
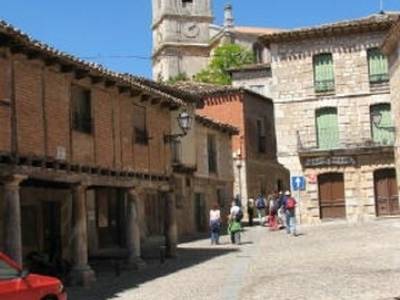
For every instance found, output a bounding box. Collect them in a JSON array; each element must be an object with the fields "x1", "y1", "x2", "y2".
[{"x1": 0, "y1": 260, "x2": 19, "y2": 280}]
